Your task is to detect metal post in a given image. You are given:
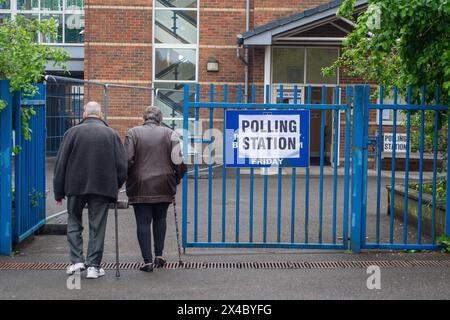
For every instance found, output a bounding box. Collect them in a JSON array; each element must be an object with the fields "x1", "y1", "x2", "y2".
[
  {"x1": 182, "y1": 84, "x2": 189, "y2": 250},
  {"x1": 114, "y1": 202, "x2": 120, "y2": 278},
  {"x1": 350, "y1": 85, "x2": 367, "y2": 253},
  {"x1": 103, "y1": 84, "x2": 109, "y2": 121},
  {"x1": 0, "y1": 80, "x2": 13, "y2": 256}
]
